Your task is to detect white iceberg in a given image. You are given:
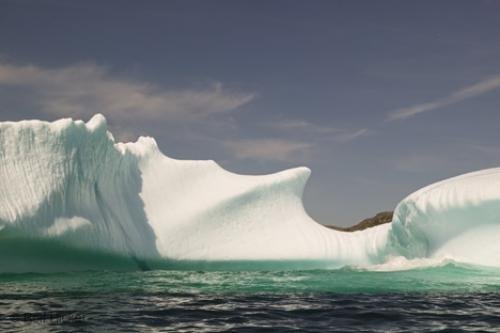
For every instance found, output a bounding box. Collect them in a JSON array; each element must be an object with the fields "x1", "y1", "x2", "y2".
[{"x1": 0, "y1": 114, "x2": 499, "y2": 272}]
